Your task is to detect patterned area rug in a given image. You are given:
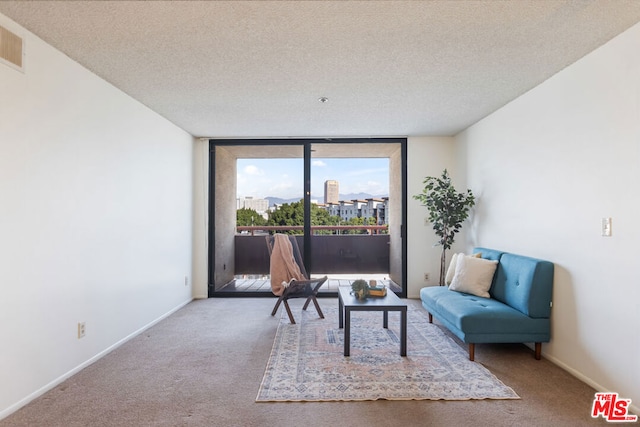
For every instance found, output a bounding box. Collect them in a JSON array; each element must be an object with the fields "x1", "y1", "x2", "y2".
[{"x1": 256, "y1": 305, "x2": 519, "y2": 402}]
